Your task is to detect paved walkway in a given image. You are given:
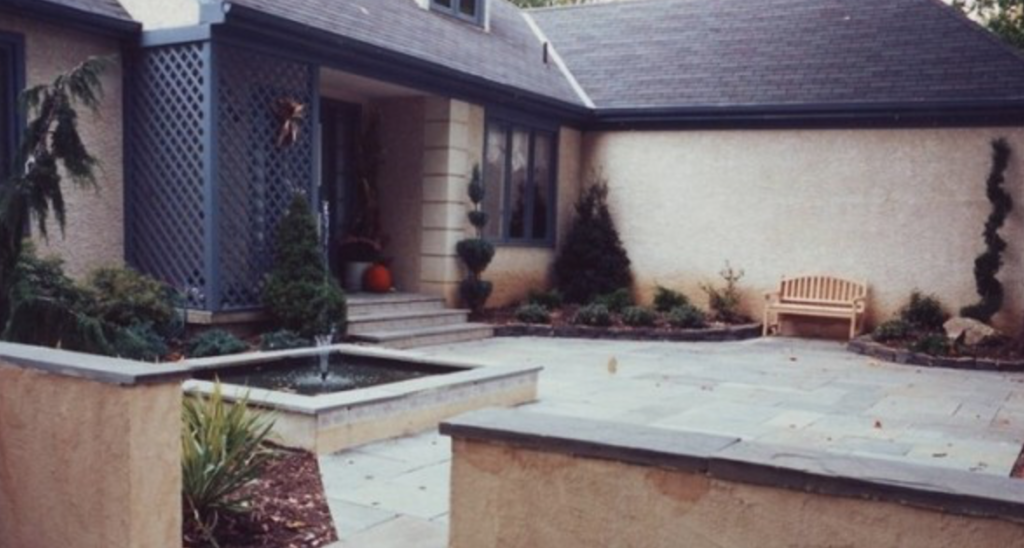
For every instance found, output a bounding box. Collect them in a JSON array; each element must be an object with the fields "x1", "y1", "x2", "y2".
[{"x1": 321, "y1": 336, "x2": 1024, "y2": 546}]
